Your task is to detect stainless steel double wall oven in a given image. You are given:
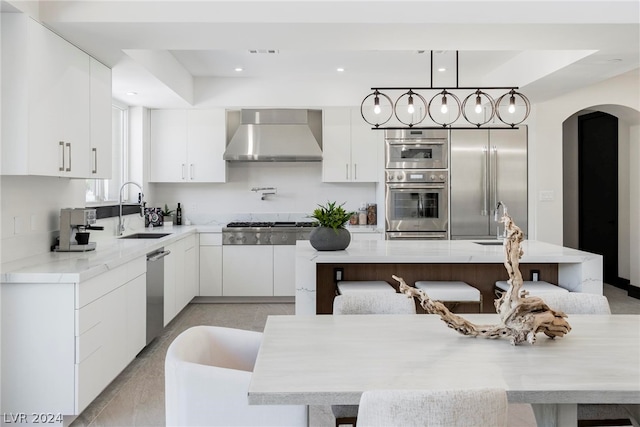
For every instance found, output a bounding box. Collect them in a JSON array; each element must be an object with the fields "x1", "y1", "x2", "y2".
[{"x1": 385, "y1": 129, "x2": 449, "y2": 239}]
